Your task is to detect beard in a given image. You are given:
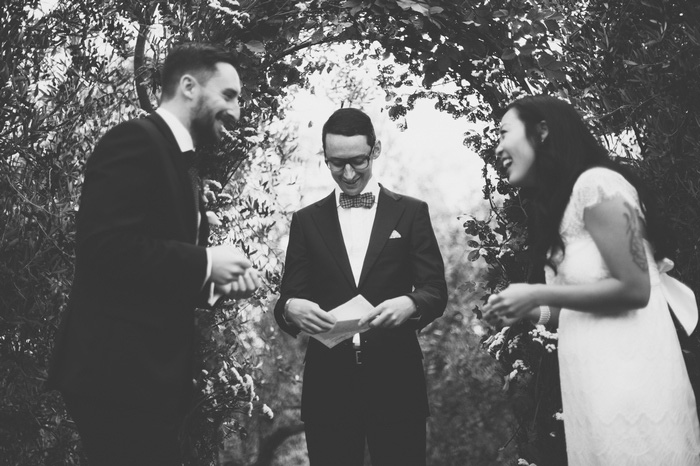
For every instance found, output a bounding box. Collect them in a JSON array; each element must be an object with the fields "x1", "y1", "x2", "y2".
[{"x1": 191, "y1": 100, "x2": 221, "y2": 150}]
